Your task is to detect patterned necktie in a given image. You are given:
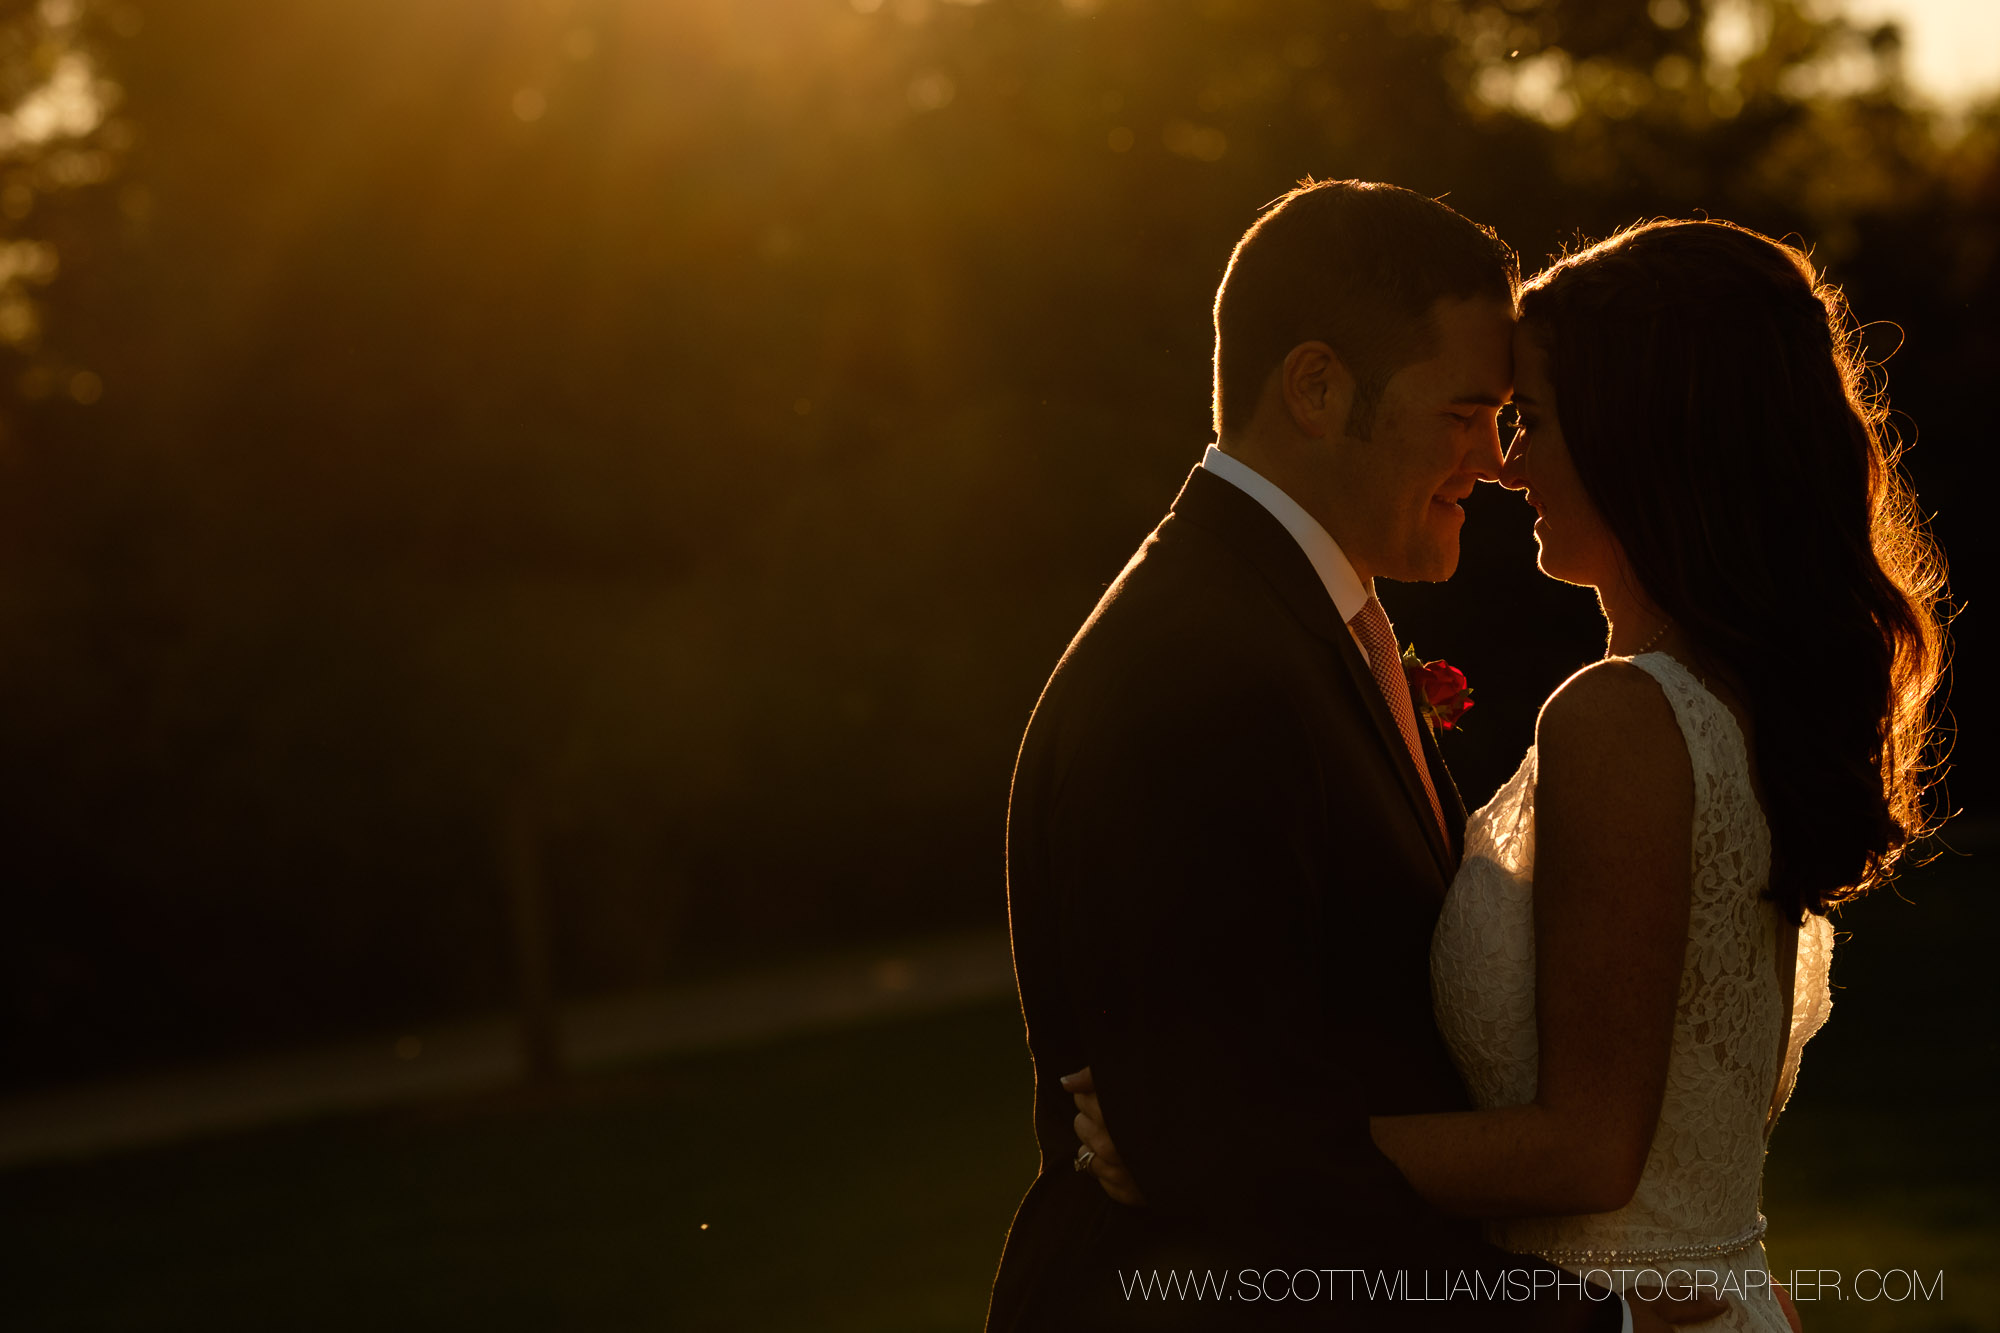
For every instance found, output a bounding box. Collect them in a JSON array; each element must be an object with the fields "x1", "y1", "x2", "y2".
[{"x1": 1349, "y1": 594, "x2": 1448, "y2": 844}]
